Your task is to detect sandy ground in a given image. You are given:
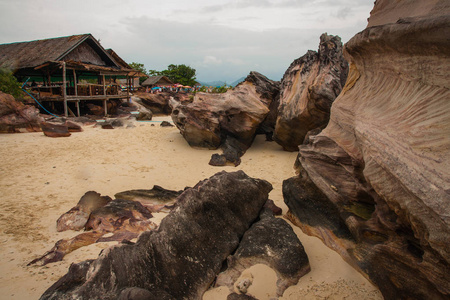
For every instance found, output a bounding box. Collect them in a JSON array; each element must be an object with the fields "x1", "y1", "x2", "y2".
[{"x1": 0, "y1": 116, "x2": 383, "y2": 299}]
